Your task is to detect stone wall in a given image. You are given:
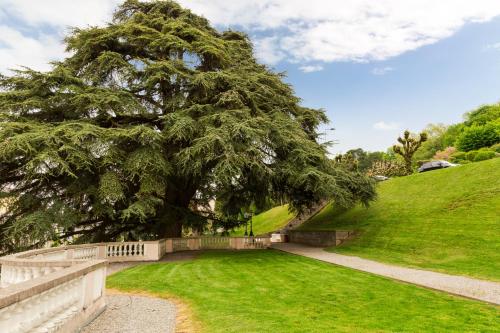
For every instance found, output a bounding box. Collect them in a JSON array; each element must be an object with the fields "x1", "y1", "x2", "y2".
[{"x1": 288, "y1": 230, "x2": 354, "y2": 247}]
